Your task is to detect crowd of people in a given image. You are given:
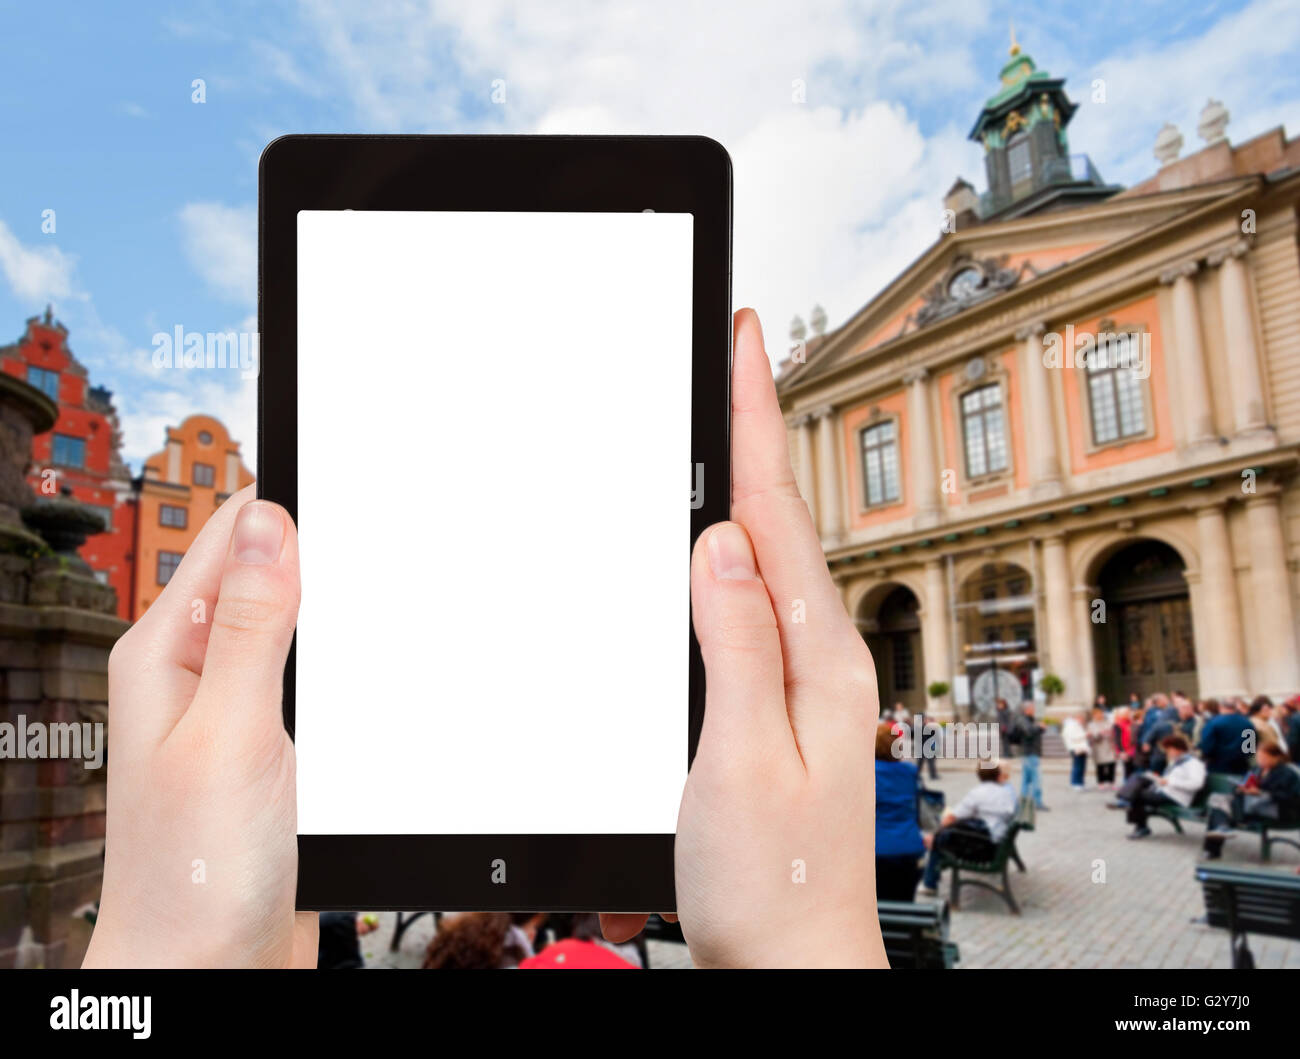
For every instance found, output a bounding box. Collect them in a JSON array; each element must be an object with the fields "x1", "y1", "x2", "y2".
[
  {"x1": 320, "y1": 694, "x2": 1300, "y2": 965},
  {"x1": 1075, "y1": 691, "x2": 1300, "y2": 858},
  {"x1": 874, "y1": 691, "x2": 1300, "y2": 905}
]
